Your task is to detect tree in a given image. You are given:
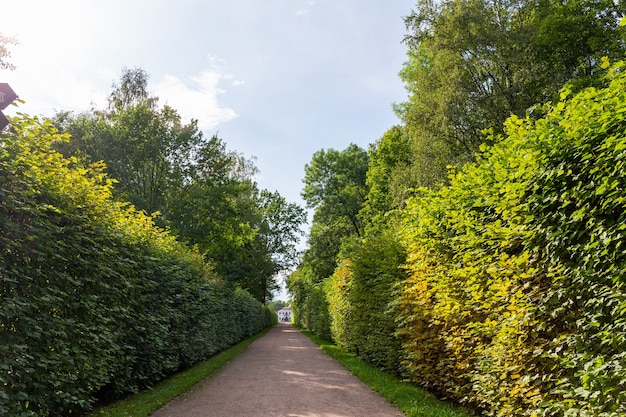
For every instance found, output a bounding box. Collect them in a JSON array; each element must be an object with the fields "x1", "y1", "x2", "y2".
[
  {"x1": 302, "y1": 144, "x2": 369, "y2": 238},
  {"x1": 165, "y1": 134, "x2": 258, "y2": 277},
  {"x1": 0, "y1": 33, "x2": 17, "y2": 71},
  {"x1": 301, "y1": 144, "x2": 369, "y2": 281},
  {"x1": 256, "y1": 190, "x2": 306, "y2": 275},
  {"x1": 530, "y1": 0, "x2": 626, "y2": 88},
  {"x1": 196, "y1": 187, "x2": 306, "y2": 304},
  {"x1": 108, "y1": 67, "x2": 155, "y2": 111},
  {"x1": 267, "y1": 300, "x2": 287, "y2": 311},
  {"x1": 360, "y1": 126, "x2": 413, "y2": 231},
  {"x1": 397, "y1": 0, "x2": 626, "y2": 186},
  {"x1": 55, "y1": 67, "x2": 306, "y2": 304},
  {"x1": 54, "y1": 68, "x2": 204, "y2": 216},
  {"x1": 166, "y1": 138, "x2": 306, "y2": 303}
]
